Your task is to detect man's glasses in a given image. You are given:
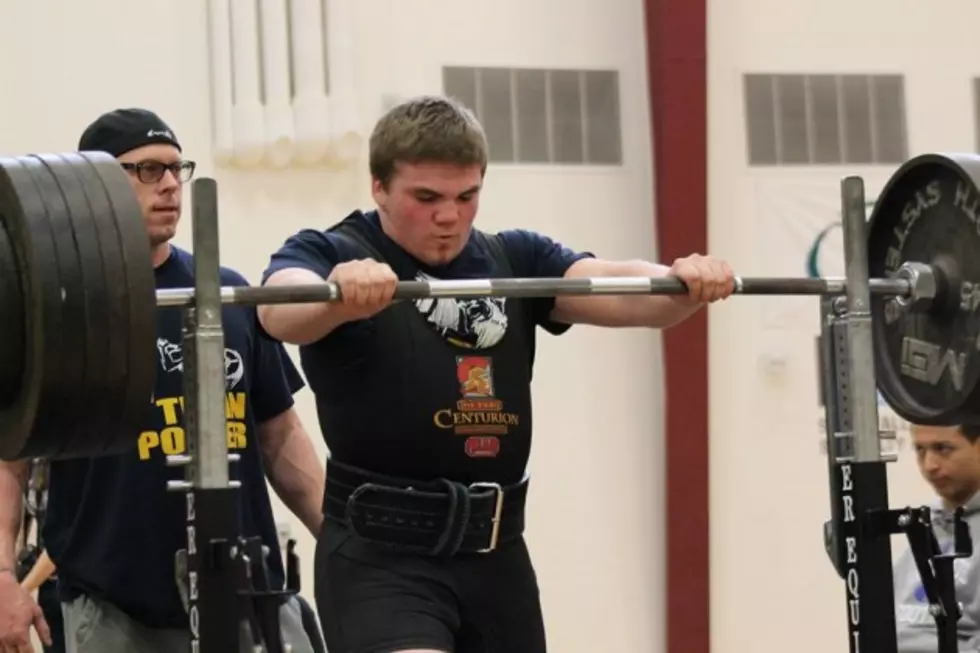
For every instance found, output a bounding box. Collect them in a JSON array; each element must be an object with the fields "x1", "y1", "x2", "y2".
[{"x1": 120, "y1": 160, "x2": 196, "y2": 184}]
